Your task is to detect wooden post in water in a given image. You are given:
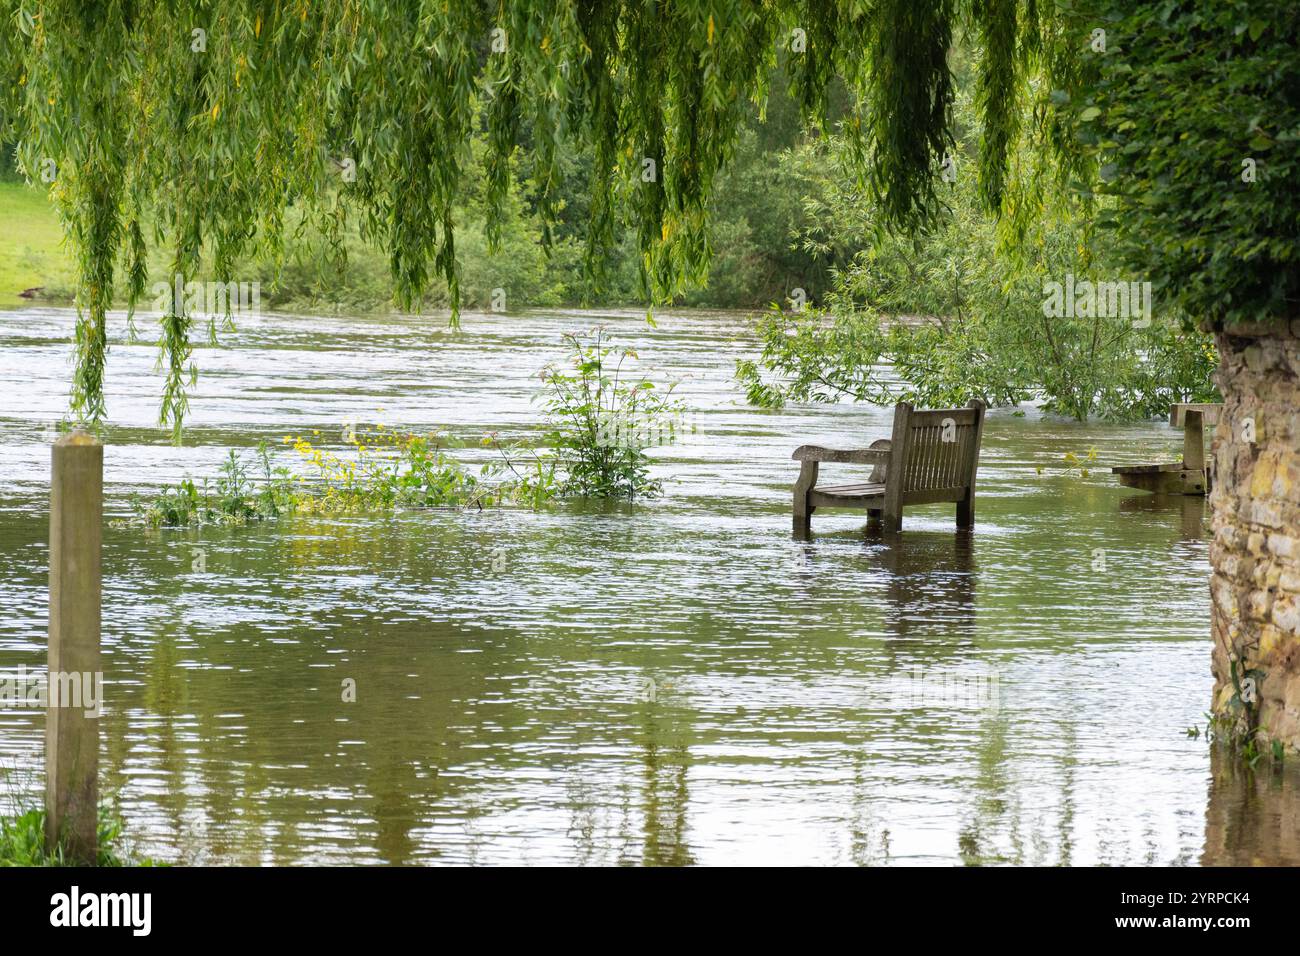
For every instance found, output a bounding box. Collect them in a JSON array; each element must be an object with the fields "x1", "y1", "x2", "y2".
[
  {"x1": 1182, "y1": 408, "x2": 1205, "y2": 471},
  {"x1": 46, "y1": 429, "x2": 102, "y2": 864}
]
